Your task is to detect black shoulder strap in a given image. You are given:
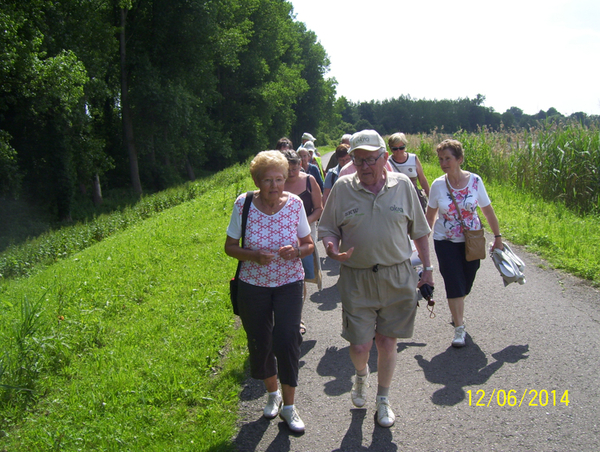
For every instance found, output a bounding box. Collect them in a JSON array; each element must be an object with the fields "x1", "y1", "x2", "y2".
[
  {"x1": 235, "y1": 191, "x2": 254, "y2": 279},
  {"x1": 241, "y1": 191, "x2": 253, "y2": 247}
]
